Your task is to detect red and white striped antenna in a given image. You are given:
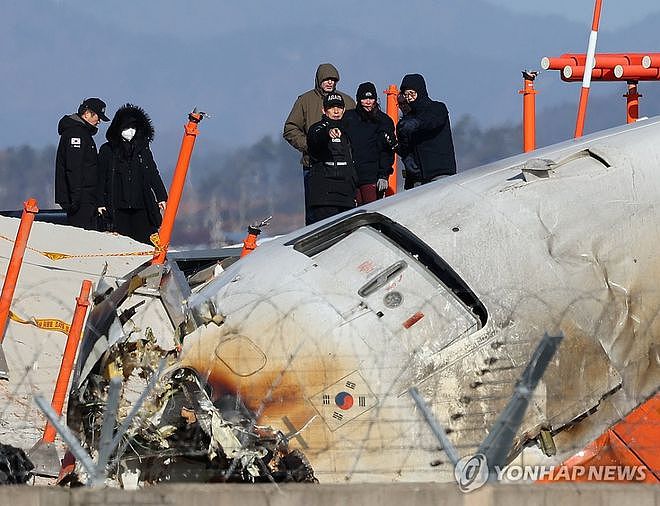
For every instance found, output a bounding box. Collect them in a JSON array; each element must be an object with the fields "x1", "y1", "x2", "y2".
[{"x1": 574, "y1": 0, "x2": 604, "y2": 138}]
